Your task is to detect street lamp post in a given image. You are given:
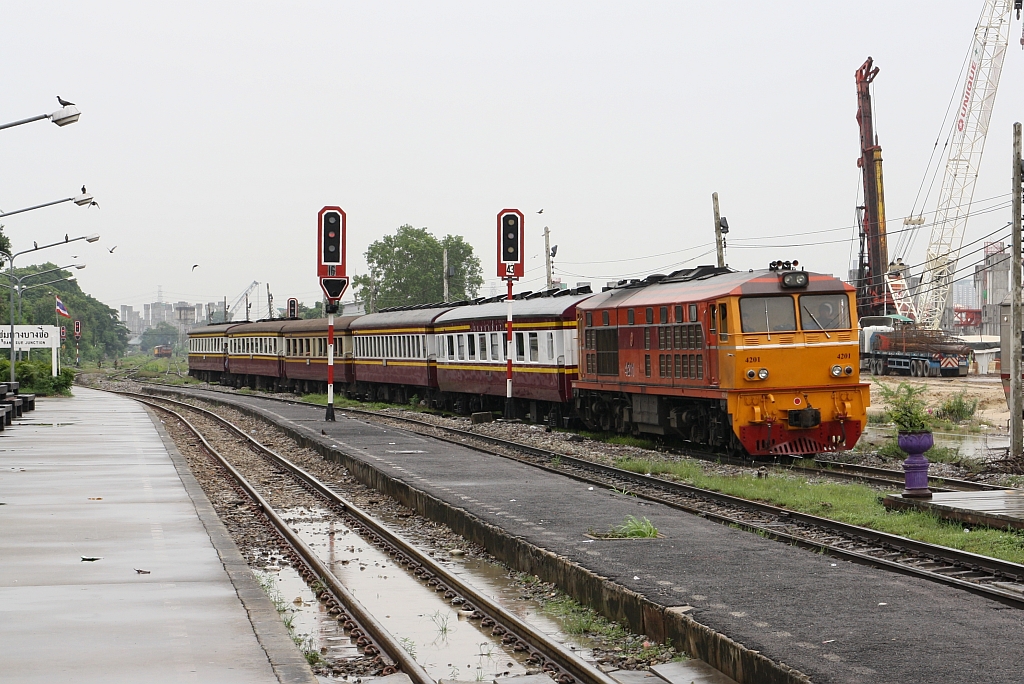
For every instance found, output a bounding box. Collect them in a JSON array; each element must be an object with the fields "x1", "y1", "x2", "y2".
[
  {"x1": 0, "y1": 104, "x2": 81, "y2": 132},
  {"x1": 0, "y1": 192, "x2": 96, "y2": 219},
  {"x1": 5, "y1": 235, "x2": 98, "y2": 383},
  {"x1": 10, "y1": 264, "x2": 85, "y2": 323}
]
